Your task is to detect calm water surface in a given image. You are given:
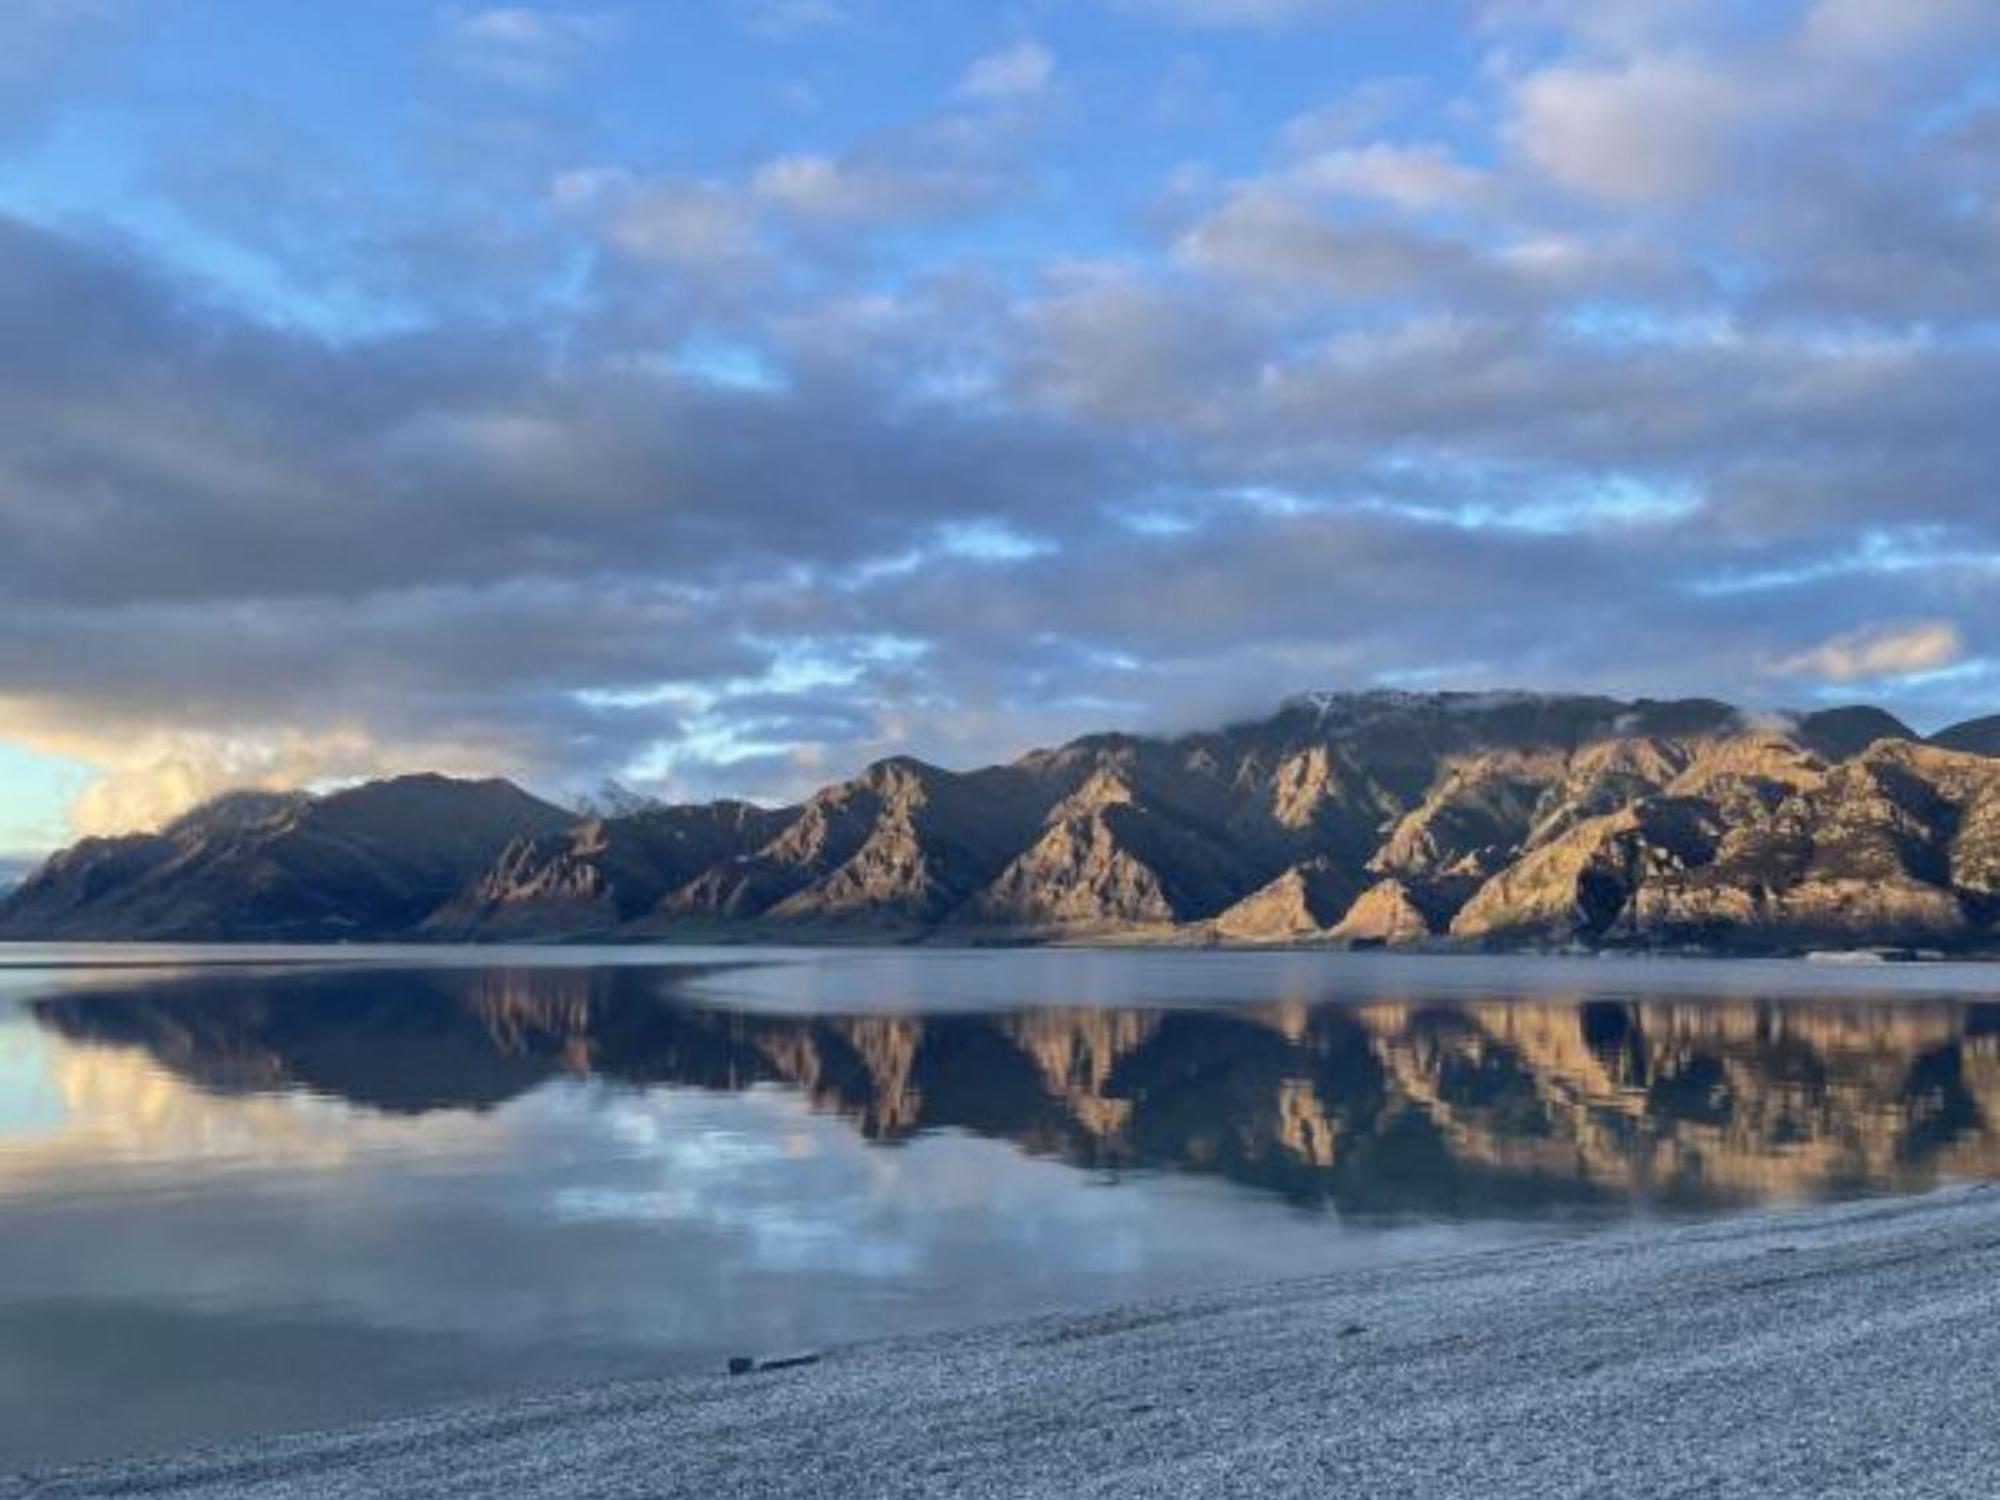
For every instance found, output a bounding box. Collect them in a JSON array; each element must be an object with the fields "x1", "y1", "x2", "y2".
[{"x1": 4, "y1": 946, "x2": 1999, "y2": 1465}]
